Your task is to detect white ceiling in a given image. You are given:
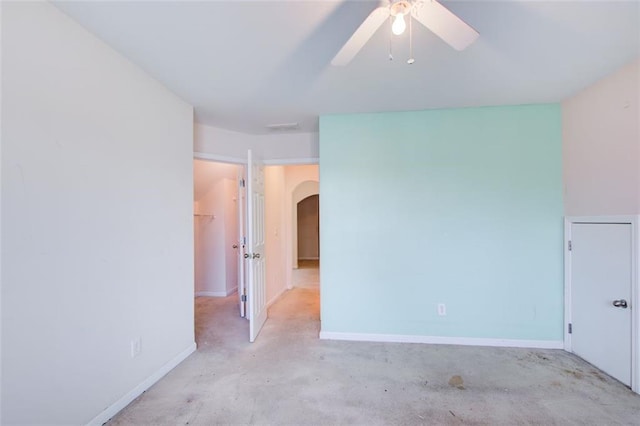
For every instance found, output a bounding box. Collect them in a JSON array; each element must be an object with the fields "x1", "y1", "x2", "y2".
[{"x1": 53, "y1": 1, "x2": 640, "y2": 134}]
